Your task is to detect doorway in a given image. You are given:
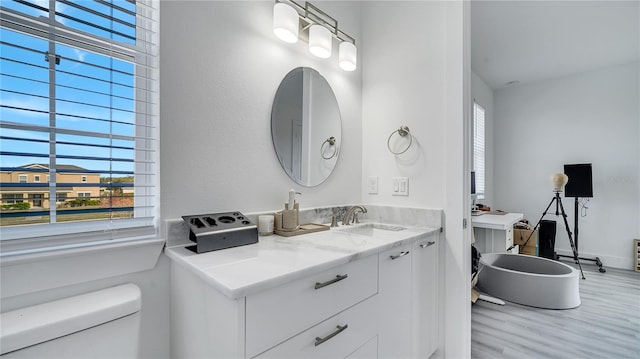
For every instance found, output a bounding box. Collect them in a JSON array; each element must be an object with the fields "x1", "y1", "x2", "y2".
[{"x1": 30, "y1": 193, "x2": 43, "y2": 207}]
